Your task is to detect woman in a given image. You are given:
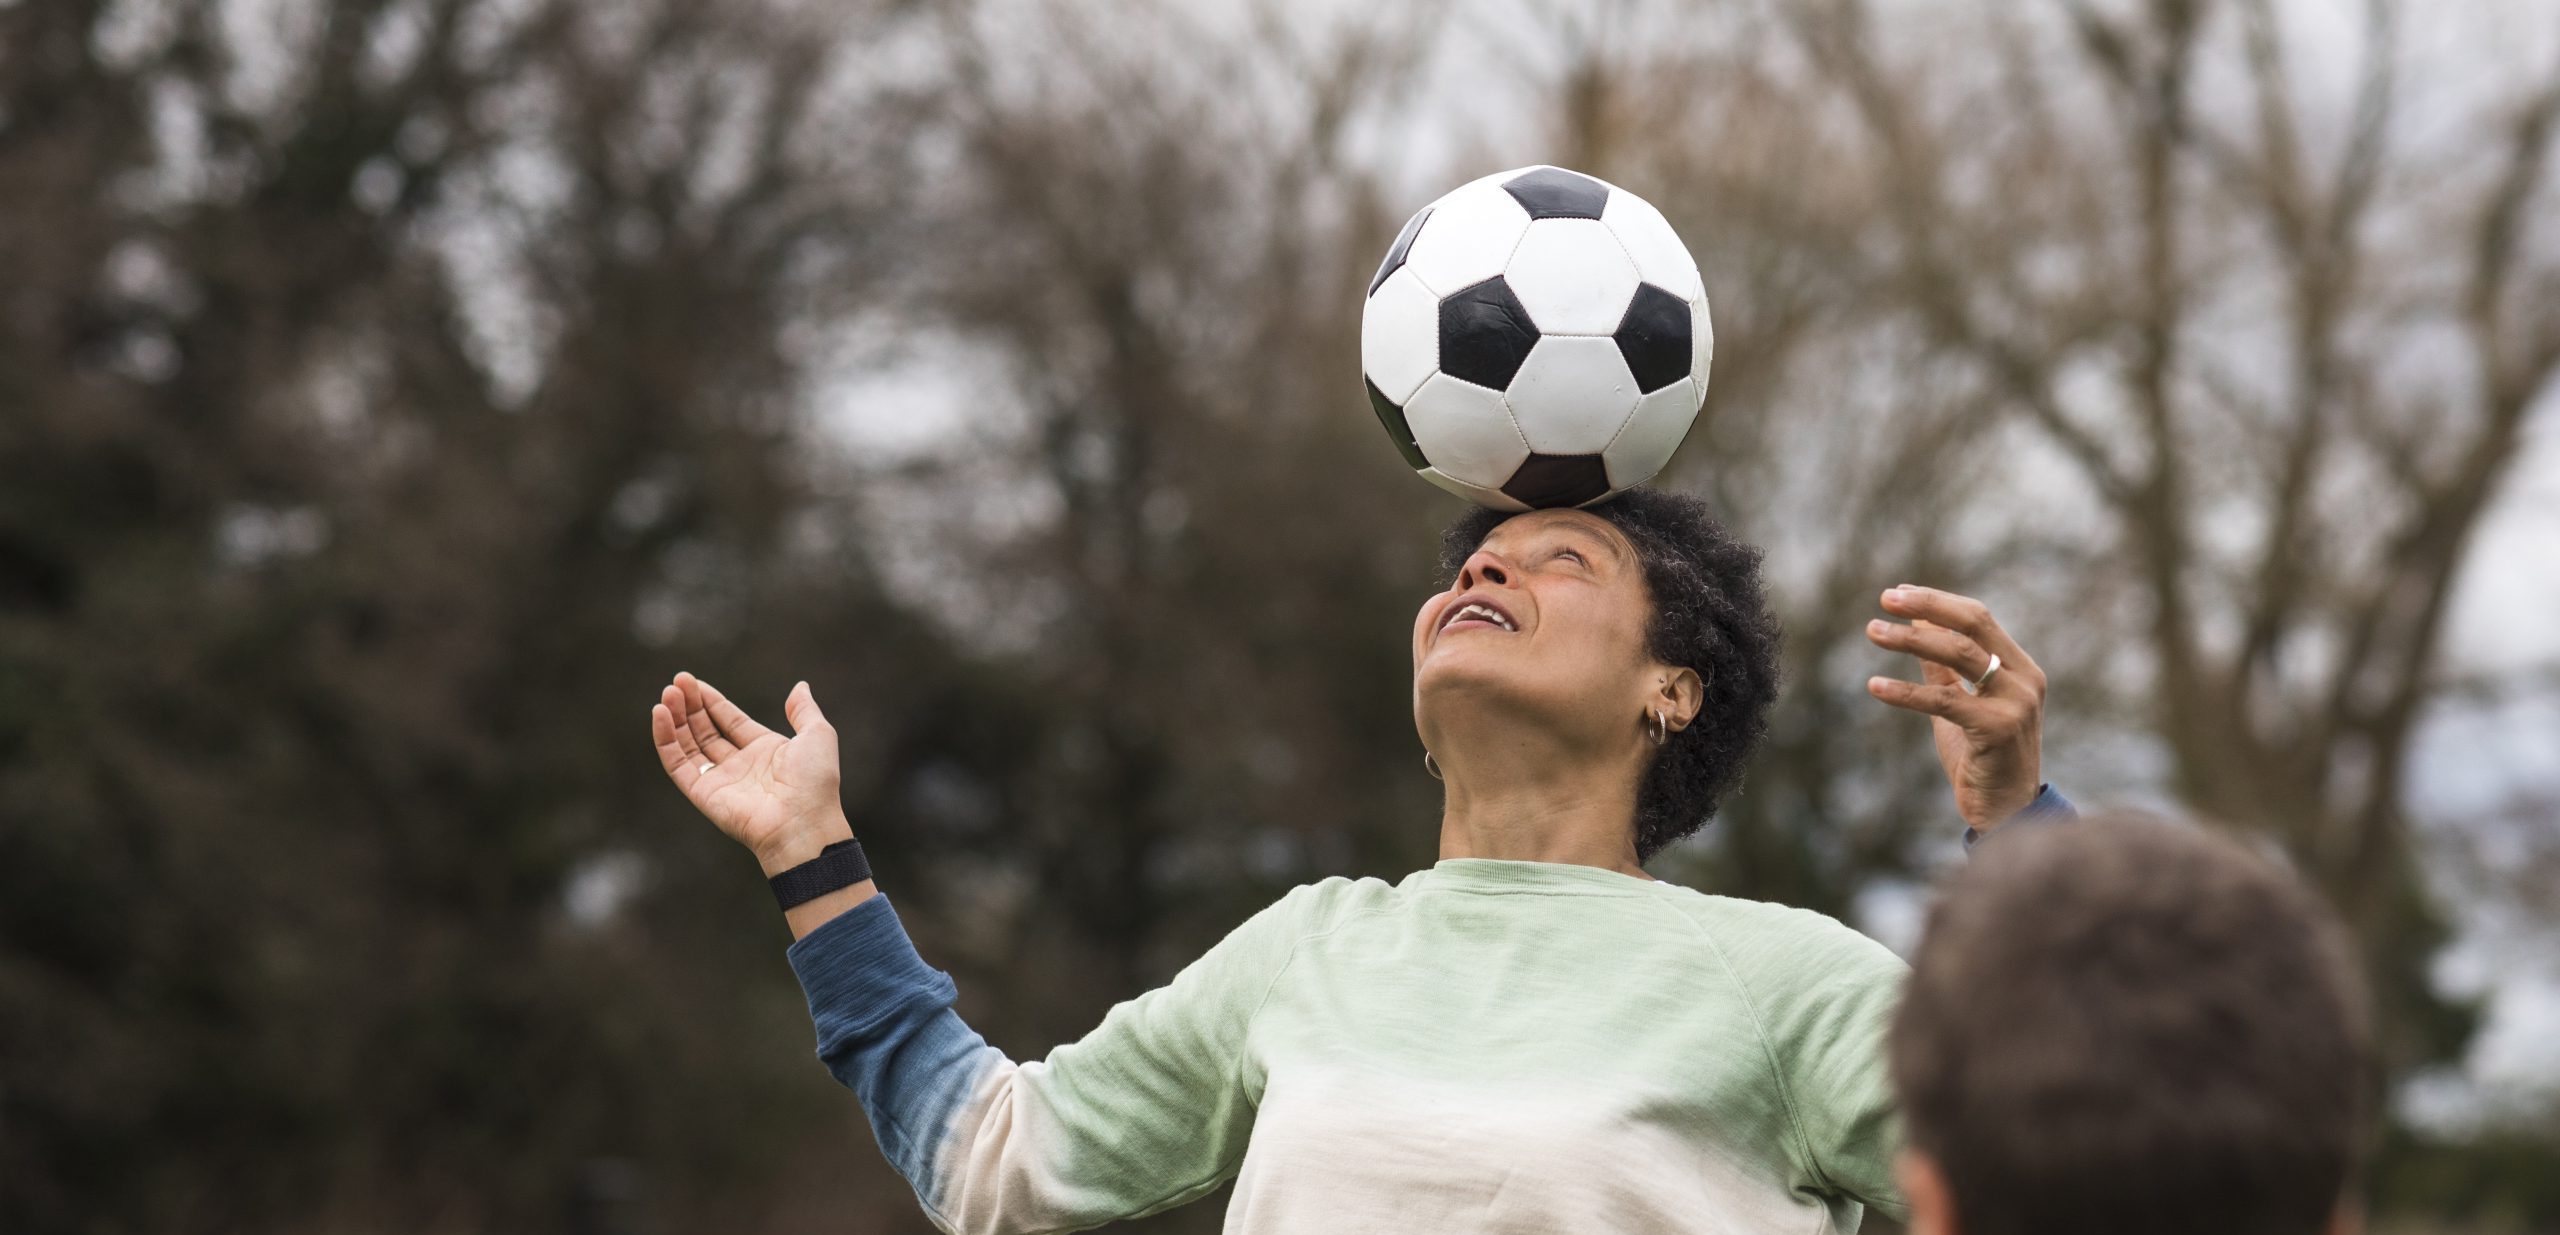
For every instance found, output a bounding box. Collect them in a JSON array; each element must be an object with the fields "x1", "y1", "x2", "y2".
[{"x1": 648, "y1": 488, "x2": 2071, "y2": 1234}]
